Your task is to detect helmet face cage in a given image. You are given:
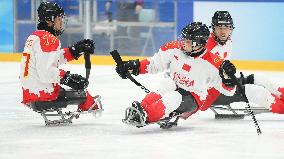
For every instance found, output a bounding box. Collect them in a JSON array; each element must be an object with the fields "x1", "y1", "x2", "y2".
[
  {"x1": 178, "y1": 22, "x2": 210, "y2": 55},
  {"x1": 37, "y1": 2, "x2": 67, "y2": 36}
]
